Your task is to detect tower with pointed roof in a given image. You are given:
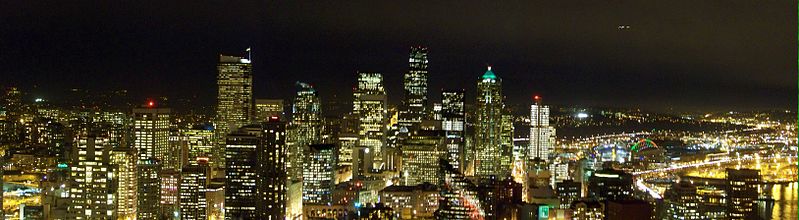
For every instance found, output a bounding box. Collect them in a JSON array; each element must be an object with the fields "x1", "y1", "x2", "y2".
[{"x1": 474, "y1": 66, "x2": 505, "y2": 177}]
